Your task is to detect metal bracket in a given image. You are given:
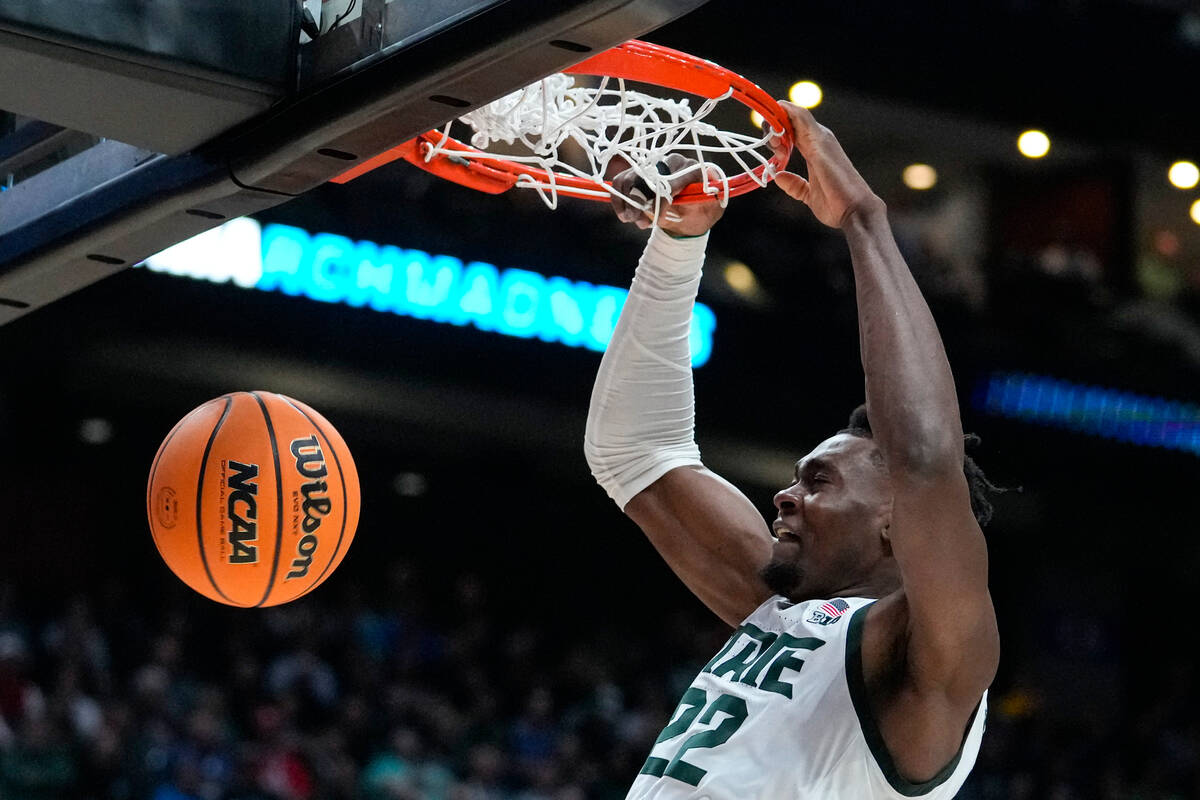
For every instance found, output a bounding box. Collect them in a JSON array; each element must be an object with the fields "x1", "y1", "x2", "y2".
[{"x1": 0, "y1": 0, "x2": 713, "y2": 326}]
